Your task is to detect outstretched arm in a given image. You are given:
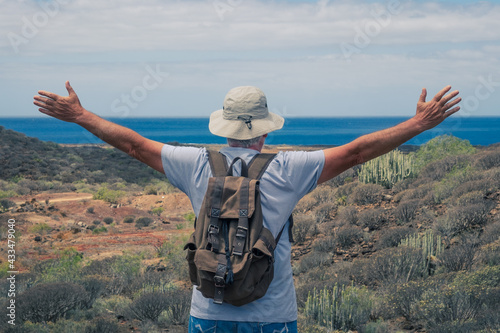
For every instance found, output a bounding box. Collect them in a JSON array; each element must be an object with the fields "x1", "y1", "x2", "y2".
[
  {"x1": 318, "y1": 85, "x2": 461, "y2": 184},
  {"x1": 33, "y1": 81, "x2": 165, "y2": 174}
]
